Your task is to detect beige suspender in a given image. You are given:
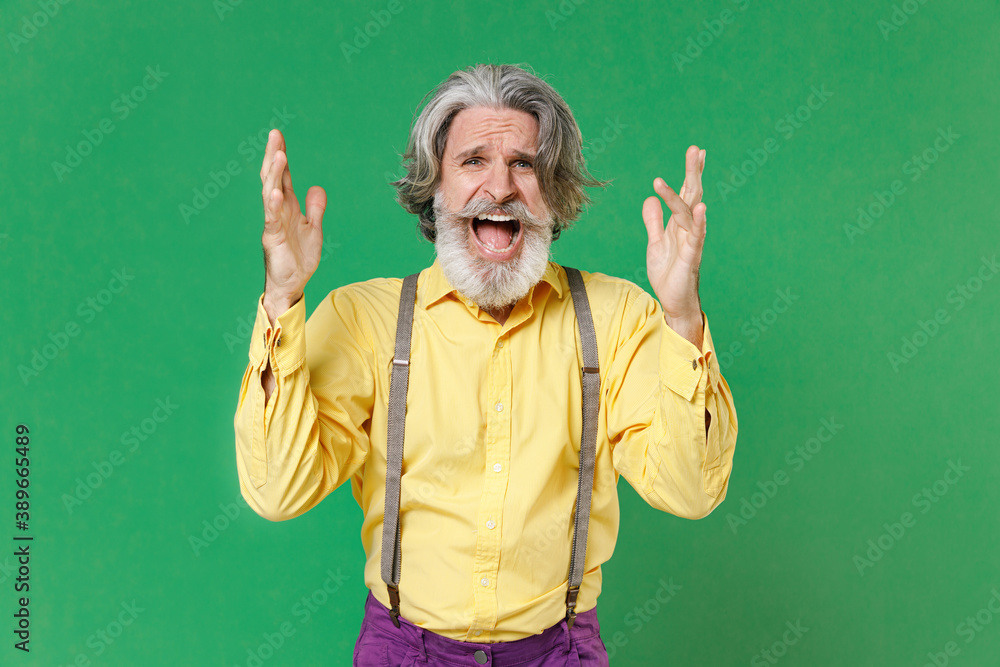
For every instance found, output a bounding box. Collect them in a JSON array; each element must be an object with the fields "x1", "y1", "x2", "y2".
[{"x1": 380, "y1": 266, "x2": 600, "y2": 631}]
